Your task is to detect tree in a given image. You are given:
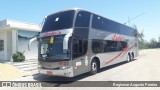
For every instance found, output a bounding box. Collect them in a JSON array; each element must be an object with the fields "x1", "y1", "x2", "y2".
[
  {"x1": 149, "y1": 38, "x2": 157, "y2": 48},
  {"x1": 132, "y1": 25, "x2": 160, "y2": 49},
  {"x1": 157, "y1": 36, "x2": 160, "y2": 48},
  {"x1": 133, "y1": 25, "x2": 149, "y2": 49},
  {"x1": 137, "y1": 30, "x2": 147, "y2": 49}
]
